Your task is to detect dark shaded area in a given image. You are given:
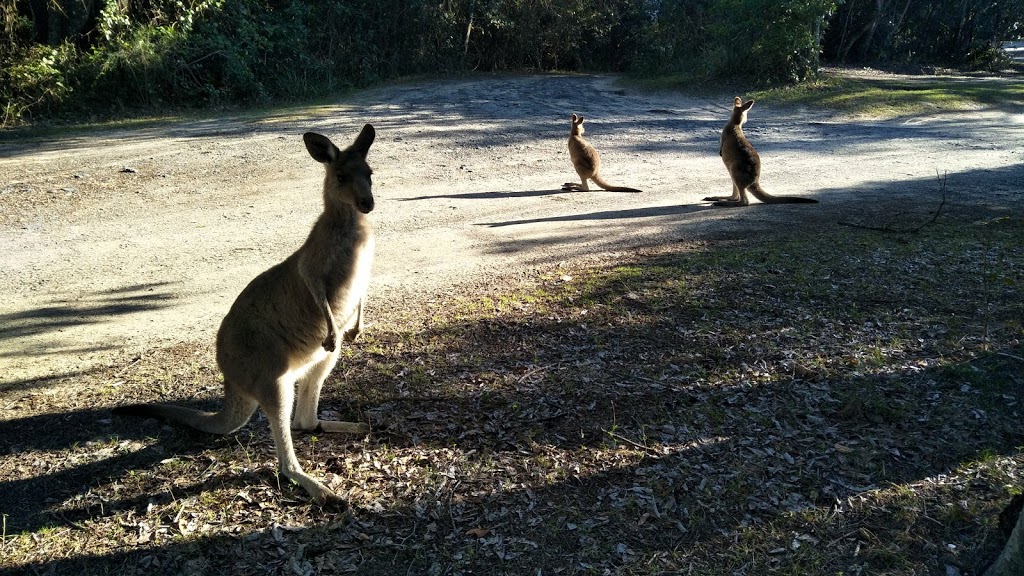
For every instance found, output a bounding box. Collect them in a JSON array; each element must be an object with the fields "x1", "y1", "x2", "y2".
[{"x1": 2, "y1": 322, "x2": 1021, "y2": 574}]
